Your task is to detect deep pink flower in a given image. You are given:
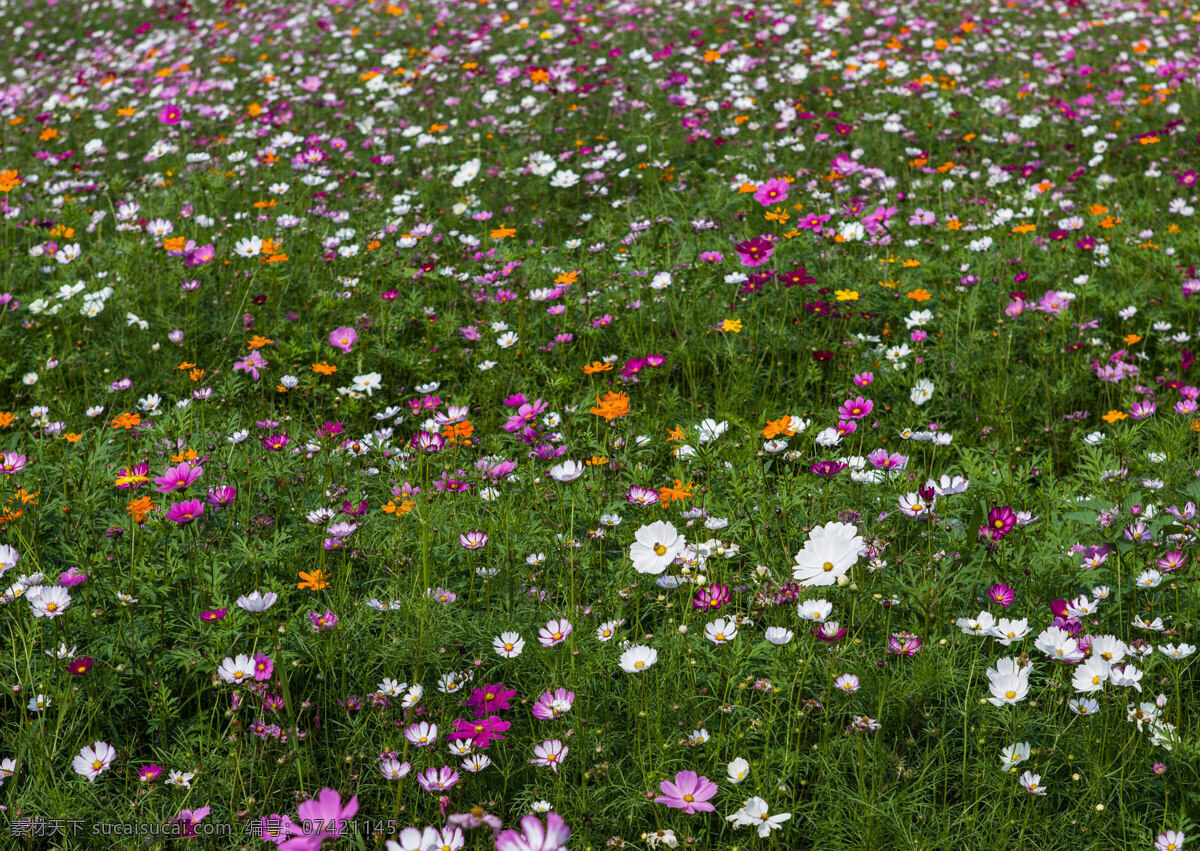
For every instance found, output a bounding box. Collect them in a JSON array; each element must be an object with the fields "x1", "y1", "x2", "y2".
[
  {"x1": 466, "y1": 683, "x2": 515, "y2": 717},
  {"x1": 692, "y1": 583, "x2": 730, "y2": 611},
  {"x1": 734, "y1": 237, "x2": 773, "y2": 267},
  {"x1": 654, "y1": 770, "x2": 718, "y2": 814},
  {"x1": 837, "y1": 396, "x2": 874, "y2": 419}
]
